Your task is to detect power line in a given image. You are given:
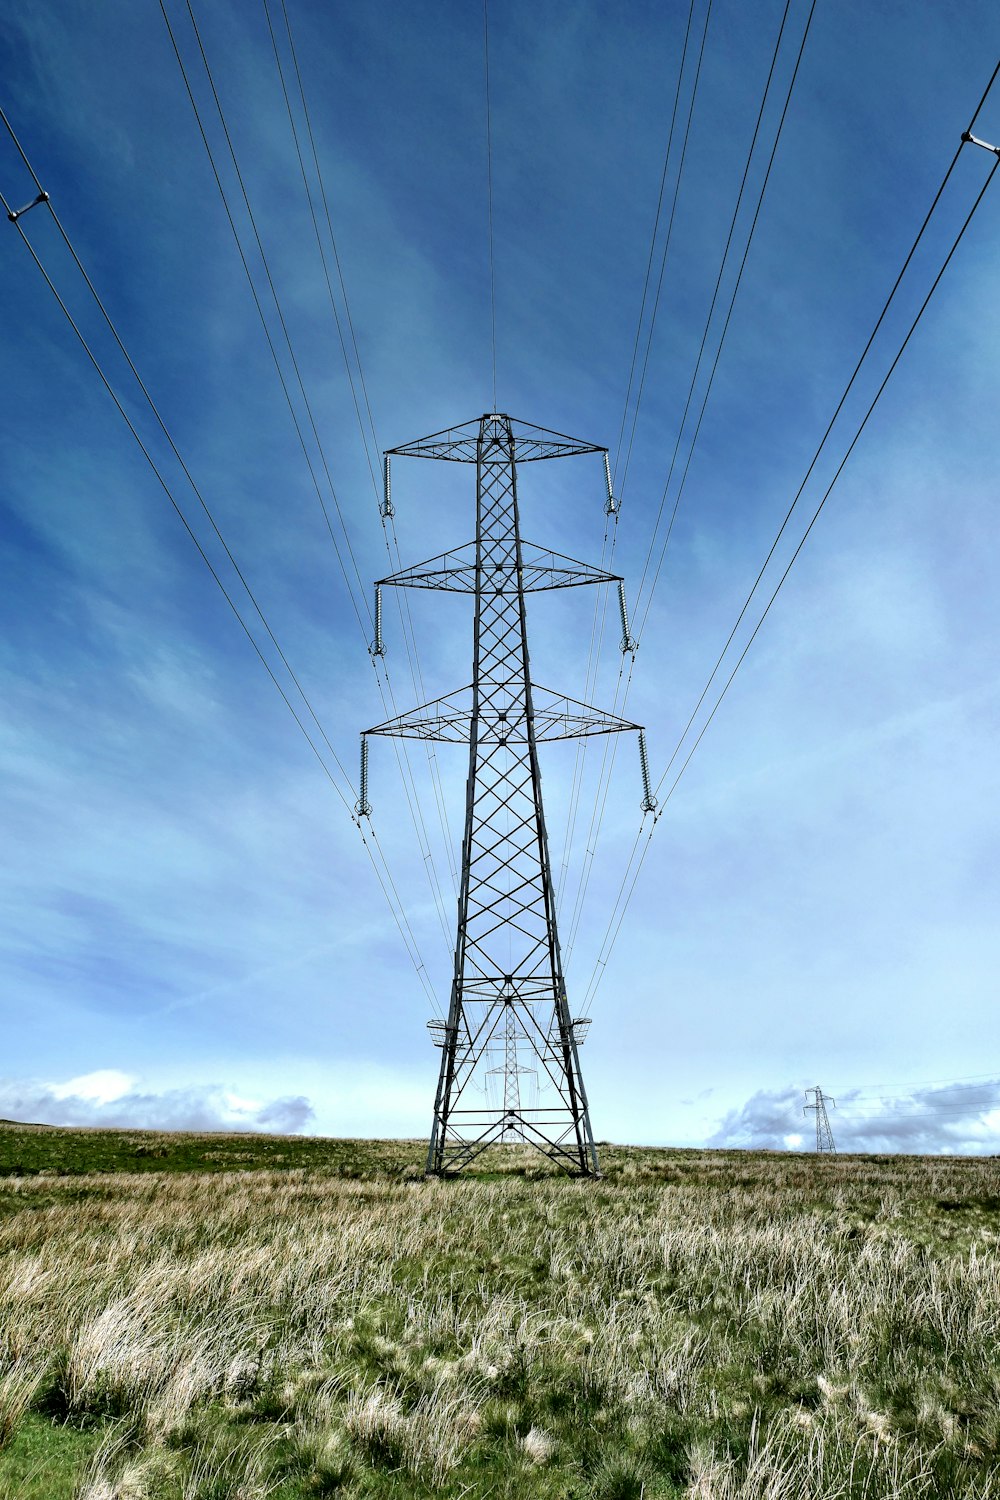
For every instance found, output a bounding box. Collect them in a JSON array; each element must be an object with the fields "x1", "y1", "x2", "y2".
[
  {"x1": 270, "y1": 0, "x2": 459, "y2": 888},
  {"x1": 632, "y1": 0, "x2": 813, "y2": 640},
  {"x1": 555, "y1": 507, "x2": 616, "y2": 919},
  {"x1": 840, "y1": 1070, "x2": 1000, "y2": 1098},
  {"x1": 603, "y1": 152, "x2": 1000, "y2": 998},
  {"x1": 164, "y1": 0, "x2": 455, "y2": 968},
  {"x1": 593, "y1": 65, "x2": 992, "y2": 994},
  {"x1": 274, "y1": 0, "x2": 381, "y2": 463},
  {"x1": 558, "y1": 0, "x2": 708, "y2": 914},
  {"x1": 614, "y1": 0, "x2": 714, "y2": 508},
  {"x1": 178, "y1": 0, "x2": 369, "y2": 634},
  {"x1": 0, "y1": 109, "x2": 354, "y2": 801},
  {"x1": 653, "y1": 152, "x2": 1000, "y2": 811},
  {"x1": 183, "y1": 0, "x2": 451, "y2": 940},
  {"x1": 652, "y1": 57, "x2": 1000, "y2": 805},
  {"x1": 1, "y1": 188, "x2": 354, "y2": 809},
  {"x1": 562, "y1": 656, "x2": 634, "y2": 972},
  {"x1": 579, "y1": 820, "x2": 654, "y2": 1014},
  {"x1": 566, "y1": 66, "x2": 712, "y2": 939},
  {"x1": 566, "y1": 0, "x2": 804, "y2": 987},
  {"x1": 578, "y1": 109, "x2": 1000, "y2": 1014},
  {"x1": 159, "y1": 0, "x2": 371, "y2": 641},
  {"x1": 611, "y1": 0, "x2": 697, "y2": 490},
  {"x1": 262, "y1": 0, "x2": 380, "y2": 496},
  {"x1": 277, "y1": 0, "x2": 380, "y2": 458},
  {"x1": 839, "y1": 1107, "x2": 1000, "y2": 1126},
  {"x1": 176, "y1": 0, "x2": 451, "y2": 959},
  {"x1": 260, "y1": 0, "x2": 459, "y2": 911},
  {"x1": 0, "y1": 103, "x2": 358, "y2": 800},
  {"x1": 0, "y1": 116, "x2": 442, "y2": 1015},
  {"x1": 838, "y1": 1089, "x2": 1000, "y2": 1116},
  {"x1": 484, "y1": 0, "x2": 497, "y2": 410}
]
